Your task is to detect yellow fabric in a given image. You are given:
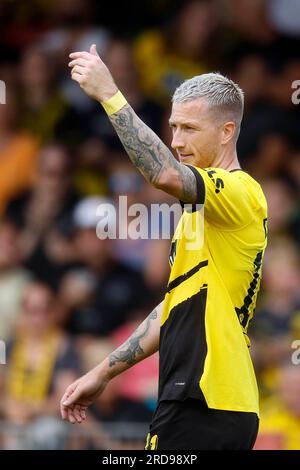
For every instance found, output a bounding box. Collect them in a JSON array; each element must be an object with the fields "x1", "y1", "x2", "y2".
[
  {"x1": 258, "y1": 398, "x2": 300, "y2": 449},
  {"x1": 101, "y1": 91, "x2": 127, "y2": 116},
  {"x1": 7, "y1": 329, "x2": 60, "y2": 403},
  {"x1": 162, "y1": 168, "x2": 268, "y2": 415},
  {"x1": 20, "y1": 93, "x2": 68, "y2": 143},
  {"x1": 73, "y1": 169, "x2": 108, "y2": 197},
  {"x1": 134, "y1": 31, "x2": 207, "y2": 105},
  {"x1": 145, "y1": 433, "x2": 158, "y2": 450},
  {"x1": 0, "y1": 133, "x2": 39, "y2": 214}
]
